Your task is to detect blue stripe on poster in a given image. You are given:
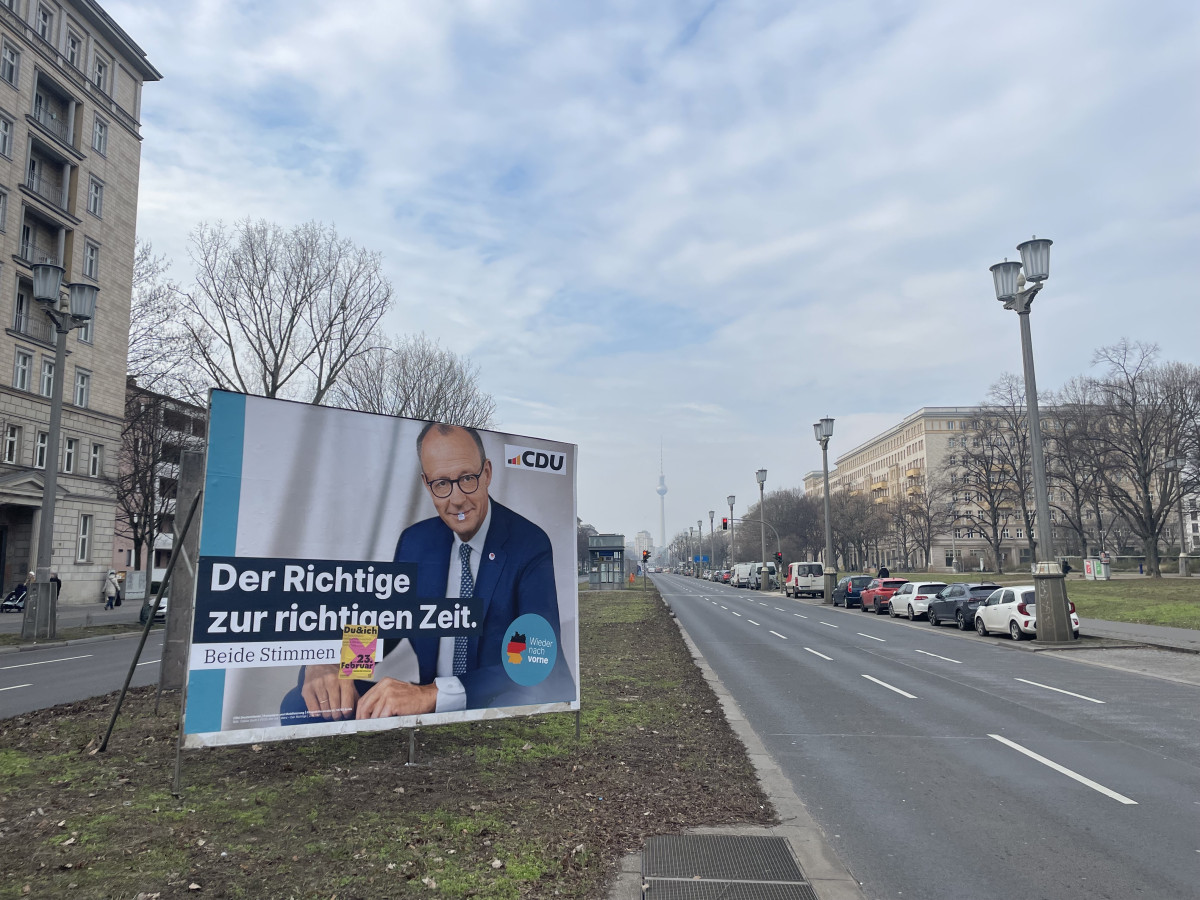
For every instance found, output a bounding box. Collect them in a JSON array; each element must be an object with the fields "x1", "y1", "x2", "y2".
[
  {"x1": 183, "y1": 669, "x2": 226, "y2": 734},
  {"x1": 200, "y1": 391, "x2": 246, "y2": 557}
]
